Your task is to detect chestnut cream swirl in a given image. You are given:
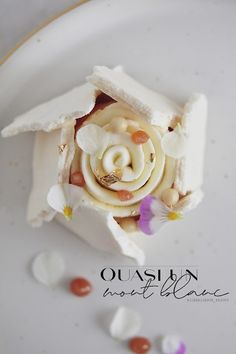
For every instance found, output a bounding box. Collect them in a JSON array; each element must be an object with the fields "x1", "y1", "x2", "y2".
[{"x1": 72, "y1": 102, "x2": 176, "y2": 217}]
